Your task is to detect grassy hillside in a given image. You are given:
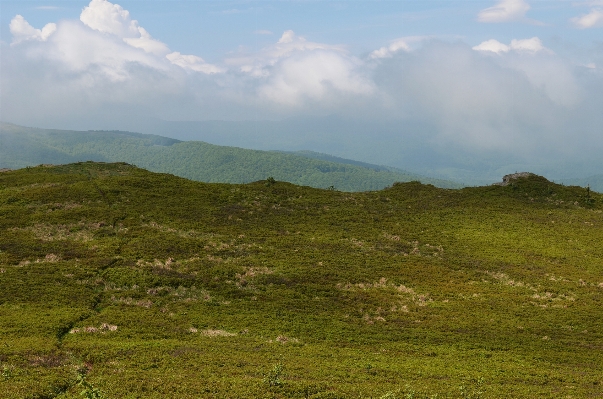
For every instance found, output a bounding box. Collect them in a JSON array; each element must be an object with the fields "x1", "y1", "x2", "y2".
[
  {"x1": 0, "y1": 123, "x2": 460, "y2": 191},
  {"x1": 562, "y1": 175, "x2": 603, "y2": 194},
  {"x1": 1, "y1": 163, "x2": 602, "y2": 398}
]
